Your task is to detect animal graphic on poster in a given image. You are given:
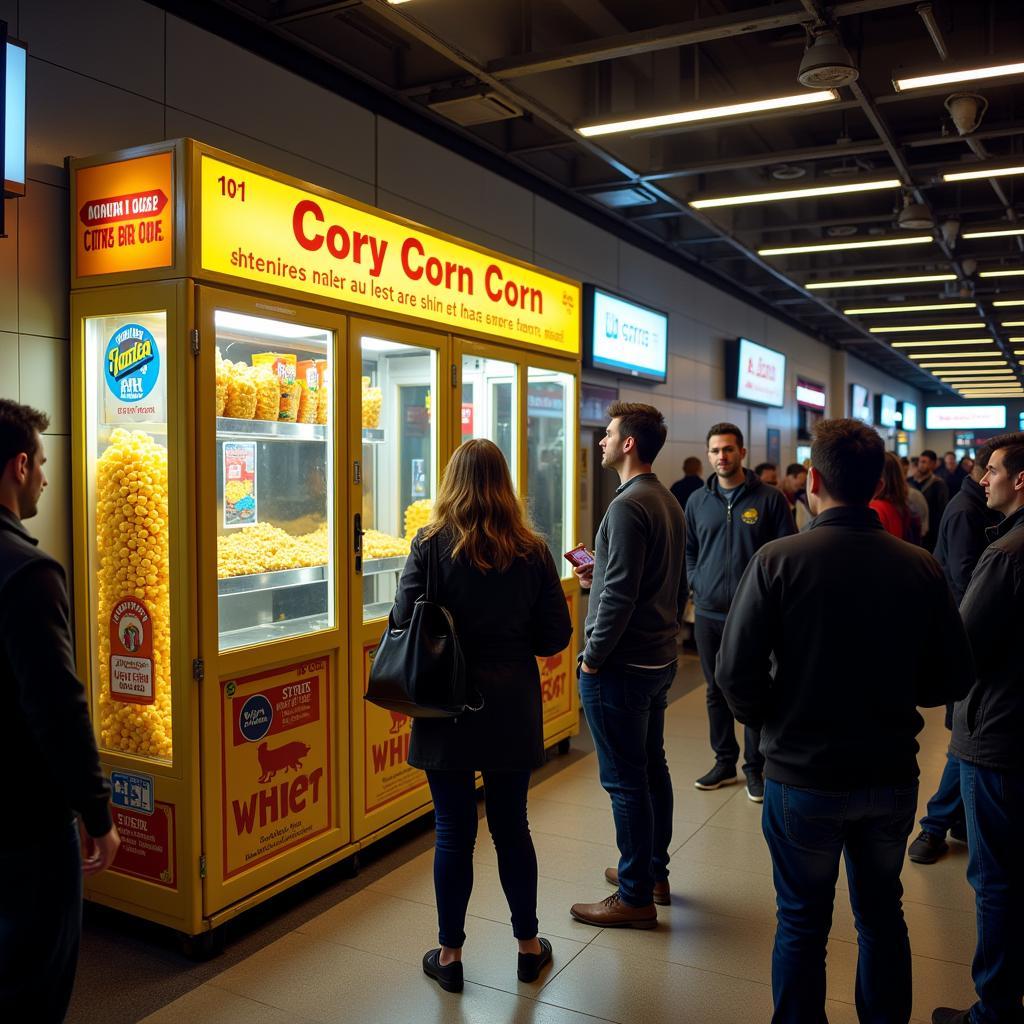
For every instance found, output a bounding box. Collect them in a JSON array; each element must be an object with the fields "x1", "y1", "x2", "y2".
[
  {"x1": 389, "y1": 710, "x2": 409, "y2": 735},
  {"x1": 256, "y1": 740, "x2": 311, "y2": 783}
]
